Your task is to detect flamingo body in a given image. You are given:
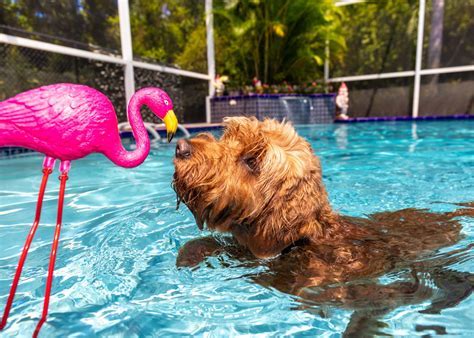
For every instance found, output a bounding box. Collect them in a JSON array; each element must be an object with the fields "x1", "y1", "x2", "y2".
[
  {"x1": 0, "y1": 83, "x2": 177, "y2": 167},
  {"x1": 0, "y1": 84, "x2": 119, "y2": 160},
  {"x1": 0, "y1": 83, "x2": 177, "y2": 335}
]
